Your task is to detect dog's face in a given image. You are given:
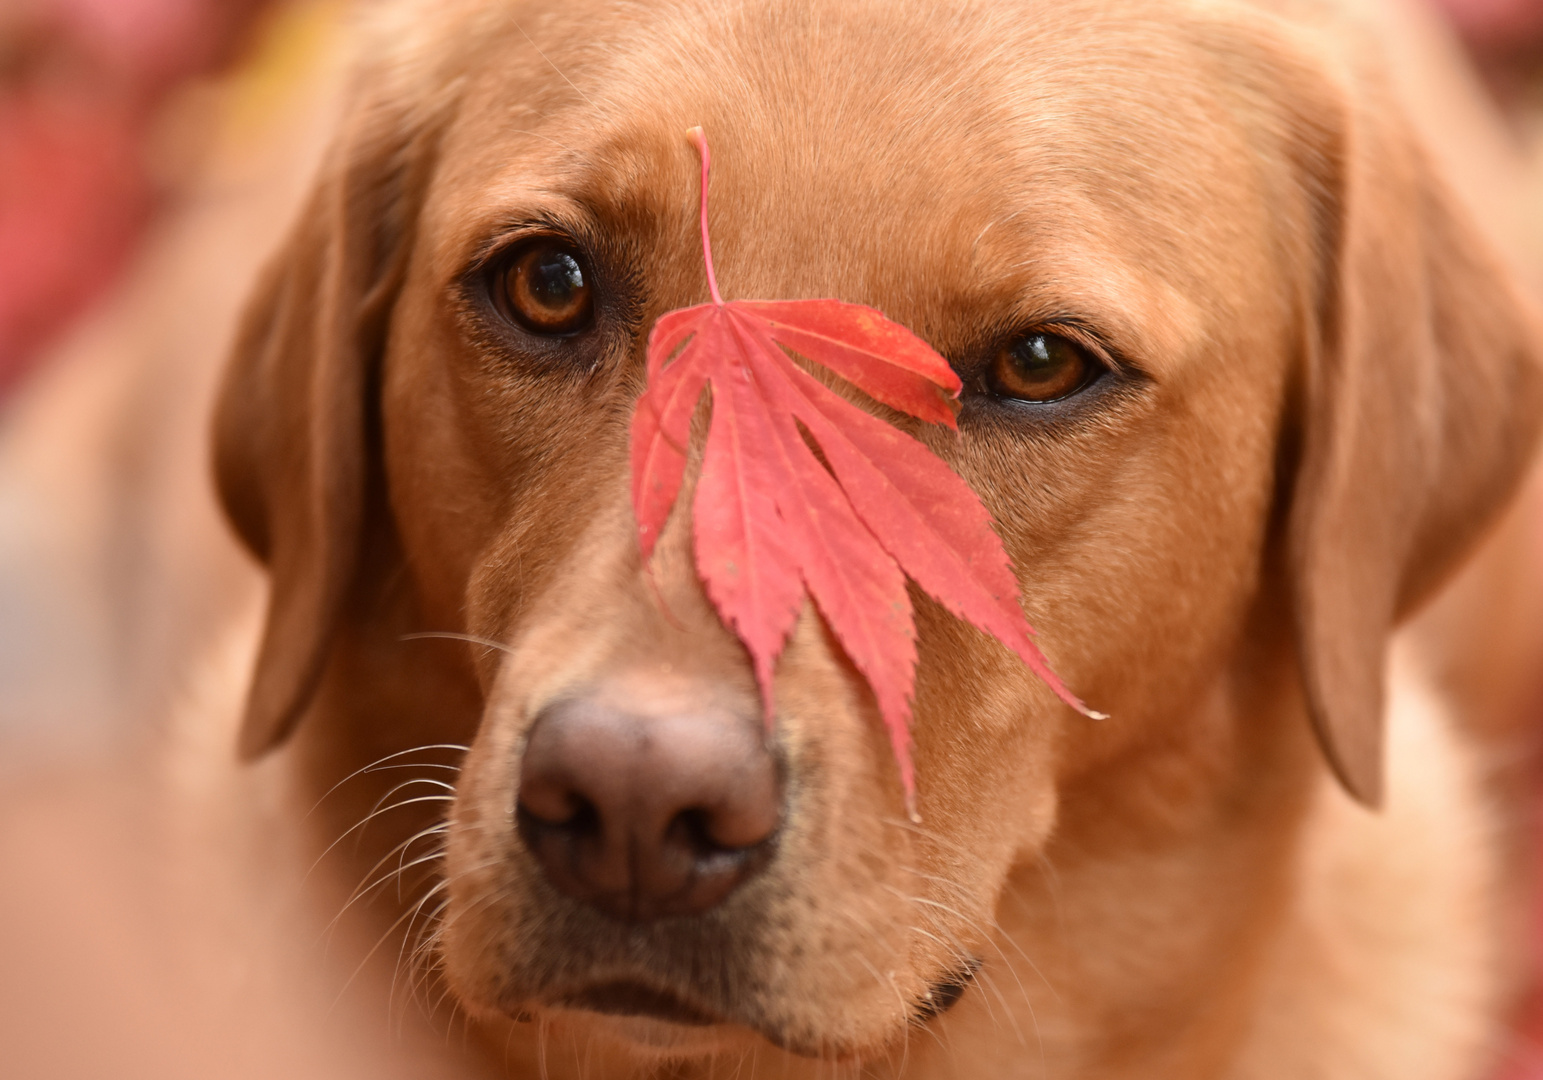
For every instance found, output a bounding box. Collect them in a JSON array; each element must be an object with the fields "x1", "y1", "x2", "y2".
[{"x1": 214, "y1": 0, "x2": 1542, "y2": 1068}]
